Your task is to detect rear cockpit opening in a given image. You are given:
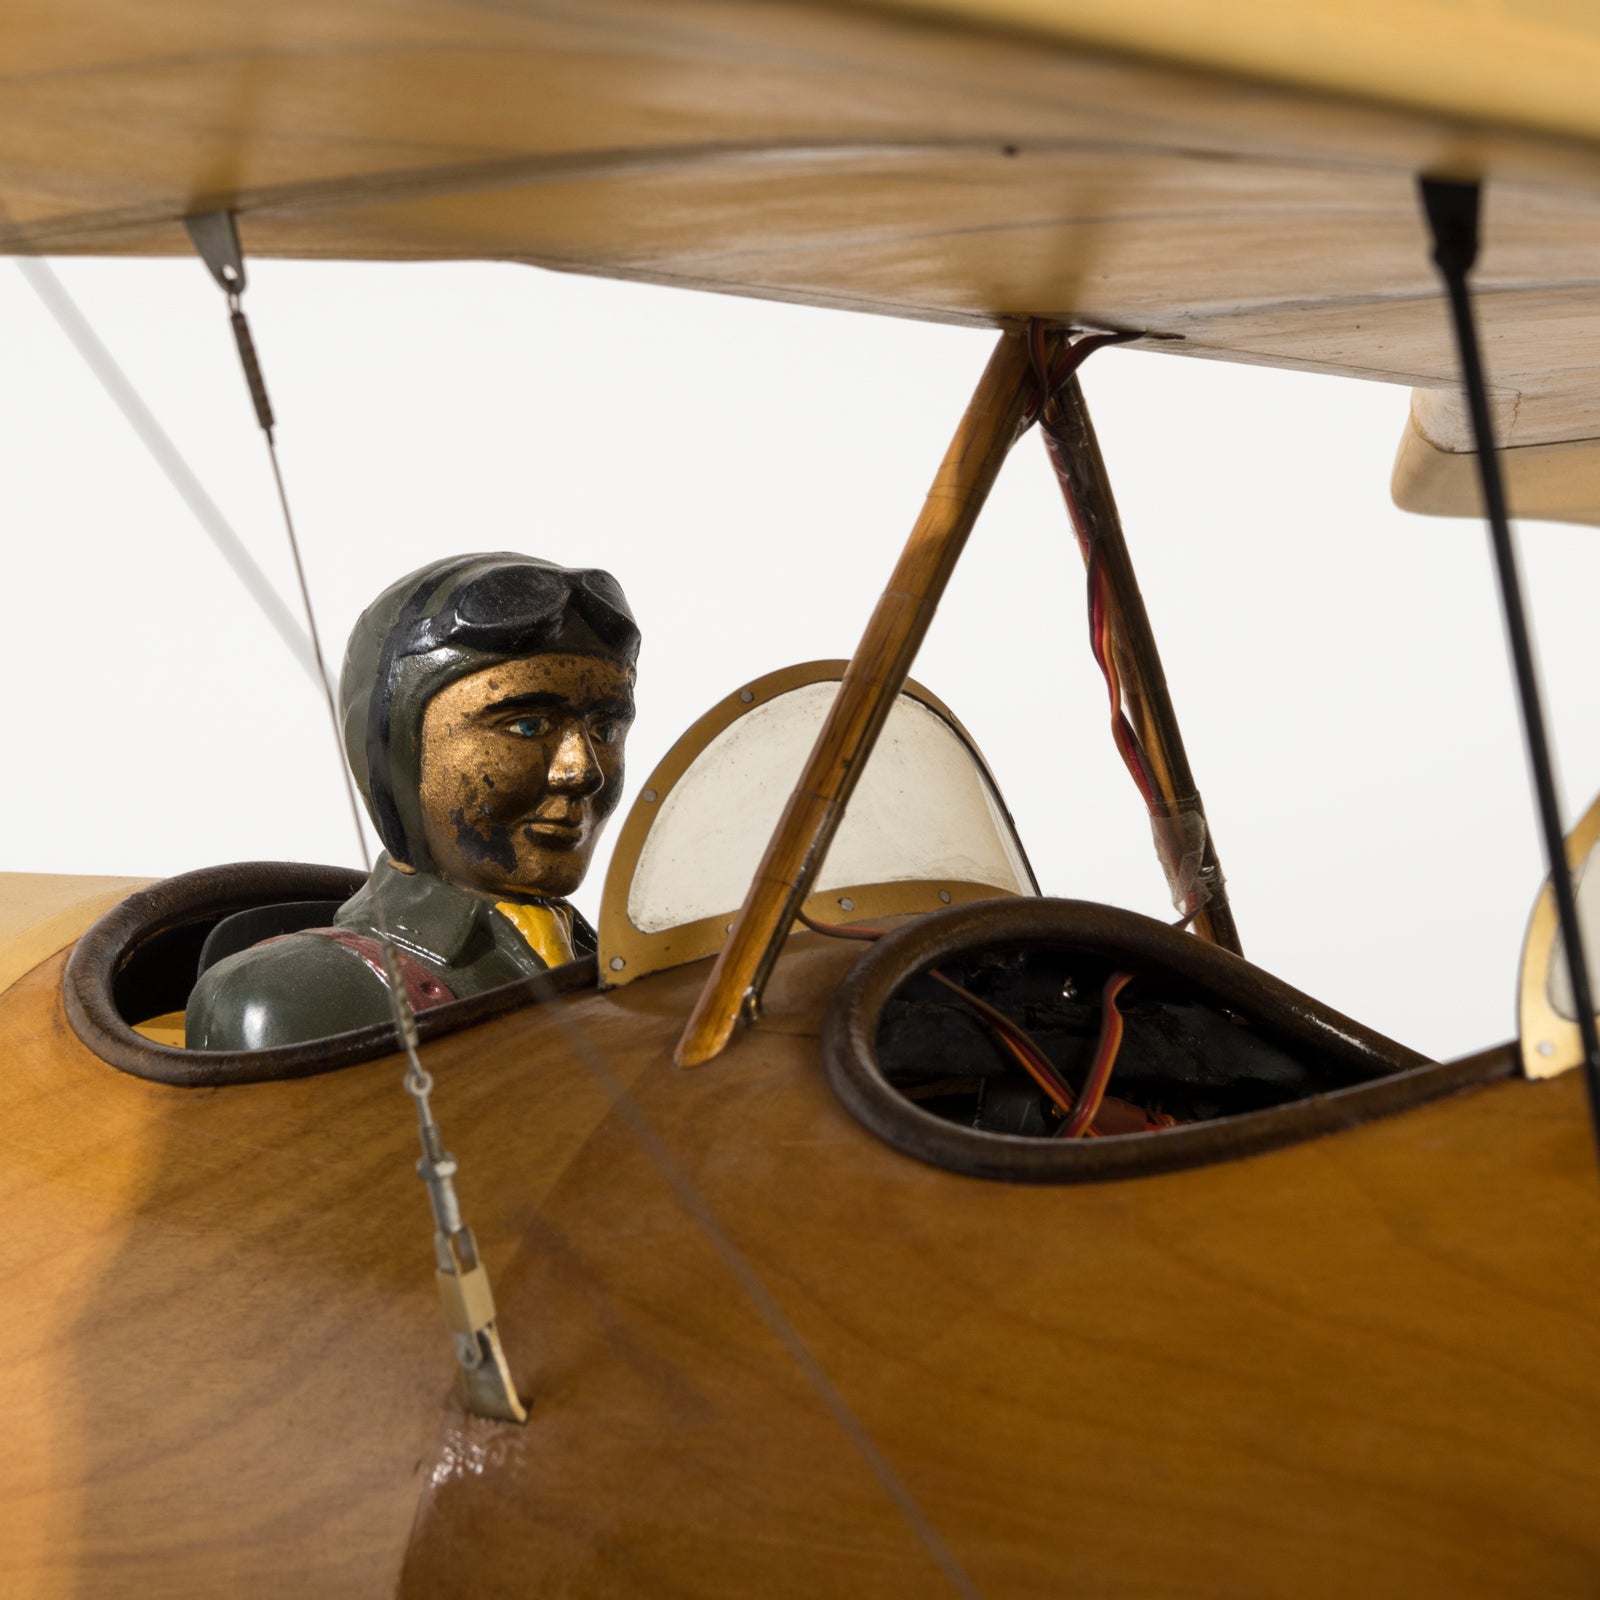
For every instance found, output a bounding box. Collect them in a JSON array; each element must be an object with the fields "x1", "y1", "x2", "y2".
[
  {"x1": 877, "y1": 945, "x2": 1362, "y2": 1139},
  {"x1": 820, "y1": 897, "x2": 1508, "y2": 1183}
]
